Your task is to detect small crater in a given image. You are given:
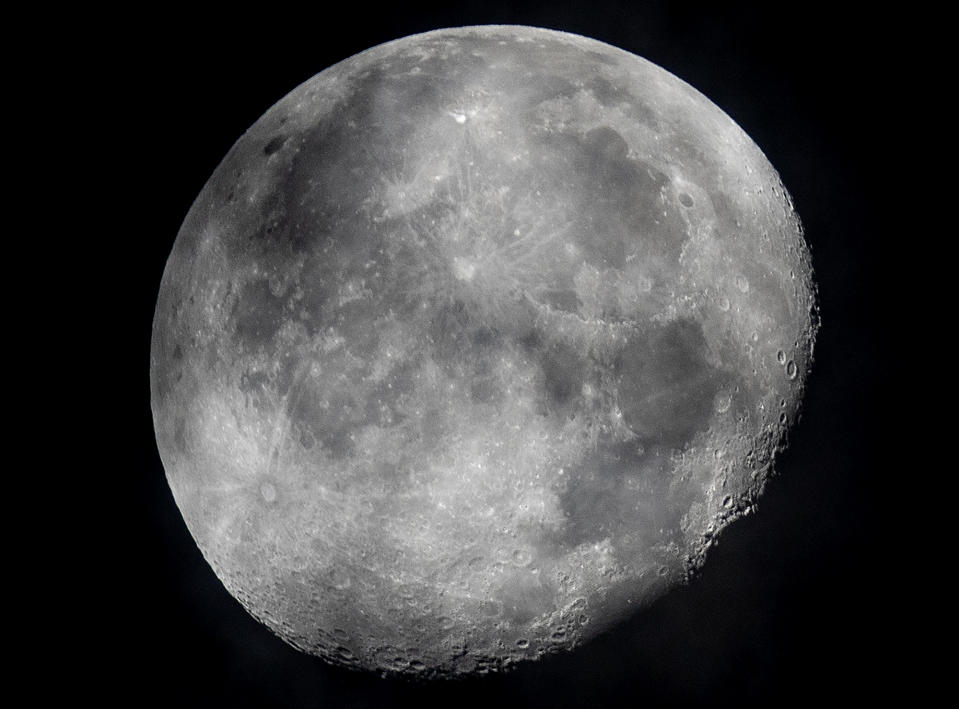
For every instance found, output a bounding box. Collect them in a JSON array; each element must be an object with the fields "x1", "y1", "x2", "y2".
[
  {"x1": 299, "y1": 428, "x2": 316, "y2": 449},
  {"x1": 516, "y1": 638, "x2": 530, "y2": 649},
  {"x1": 438, "y1": 616, "x2": 456, "y2": 631},
  {"x1": 714, "y1": 392, "x2": 732, "y2": 413},
  {"x1": 268, "y1": 275, "x2": 285, "y2": 297},
  {"x1": 453, "y1": 256, "x2": 475, "y2": 281},
  {"x1": 777, "y1": 350, "x2": 787, "y2": 364},
  {"x1": 679, "y1": 192, "x2": 694, "y2": 207},
  {"x1": 786, "y1": 360, "x2": 798, "y2": 380},
  {"x1": 335, "y1": 646, "x2": 356, "y2": 662},
  {"x1": 329, "y1": 567, "x2": 351, "y2": 590},
  {"x1": 511, "y1": 548, "x2": 532, "y2": 566},
  {"x1": 259, "y1": 482, "x2": 276, "y2": 503}
]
